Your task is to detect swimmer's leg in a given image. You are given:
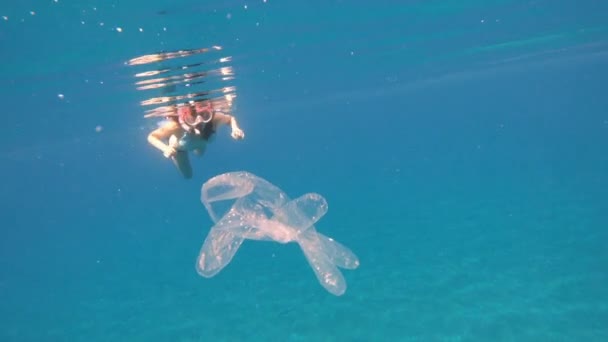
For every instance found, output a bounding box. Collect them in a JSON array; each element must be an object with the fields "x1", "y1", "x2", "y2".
[{"x1": 171, "y1": 151, "x2": 193, "y2": 179}]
